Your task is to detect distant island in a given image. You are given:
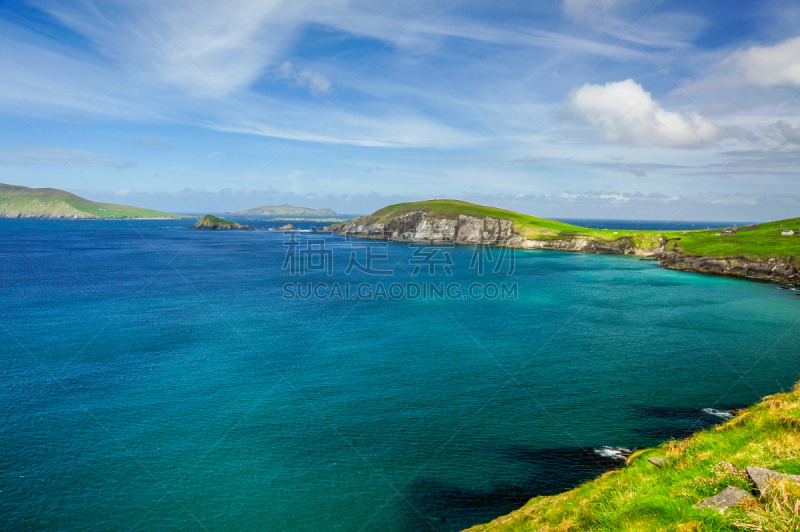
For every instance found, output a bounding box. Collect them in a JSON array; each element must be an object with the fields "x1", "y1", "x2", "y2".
[
  {"x1": 0, "y1": 183, "x2": 186, "y2": 219},
  {"x1": 233, "y1": 203, "x2": 336, "y2": 217},
  {"x1": 190, "y1": 215, "x2": 254, "y2": 230},
  {"x1": 324, "y1": 199, "x2": 800, "y2": 285}
]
